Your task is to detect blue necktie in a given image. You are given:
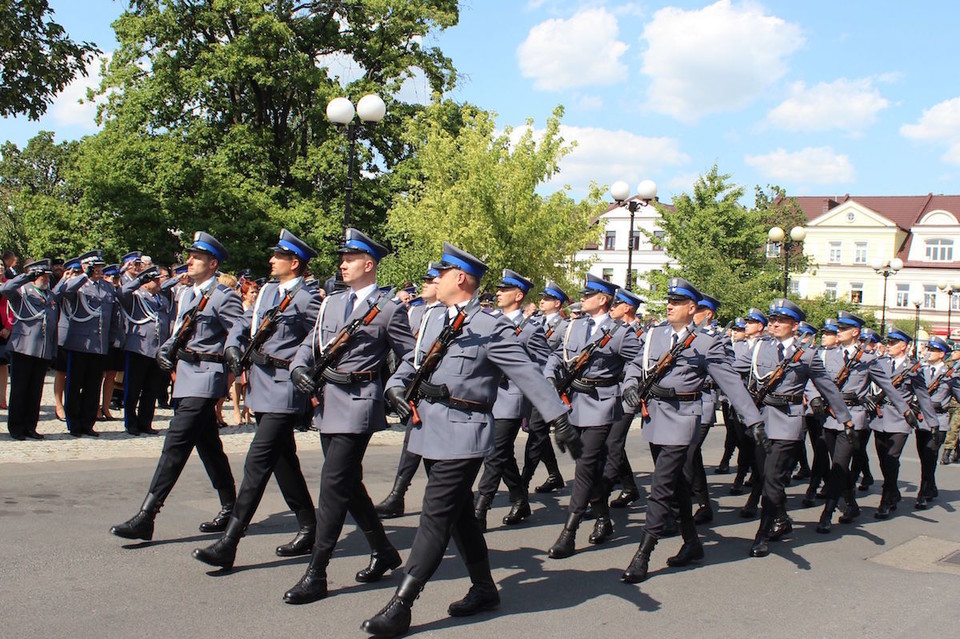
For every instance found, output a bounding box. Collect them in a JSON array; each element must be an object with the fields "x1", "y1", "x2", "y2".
[{"x1": 585, "y1": 318, "x2": 594, "y2": 342}]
